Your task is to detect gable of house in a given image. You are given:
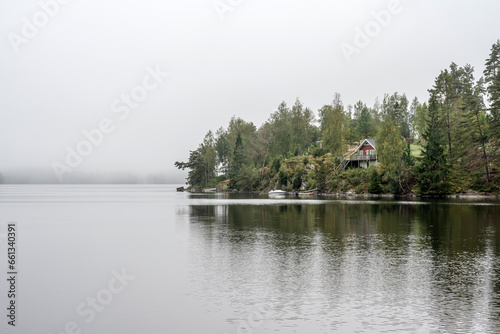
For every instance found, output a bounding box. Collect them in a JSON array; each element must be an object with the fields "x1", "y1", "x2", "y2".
[{"x1": 356, "y1": 139, "x2": 376, "y2": 156}]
